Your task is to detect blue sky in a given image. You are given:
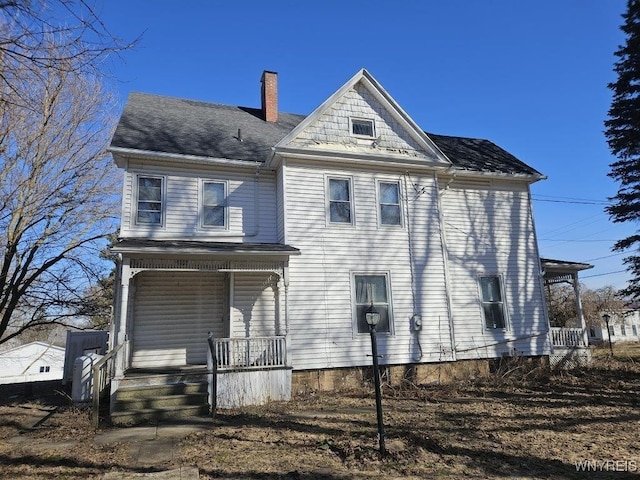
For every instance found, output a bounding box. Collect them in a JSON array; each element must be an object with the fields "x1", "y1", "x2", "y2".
[{"x1": 99, "y1": 0, "x2": 630, "y2": 290}]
